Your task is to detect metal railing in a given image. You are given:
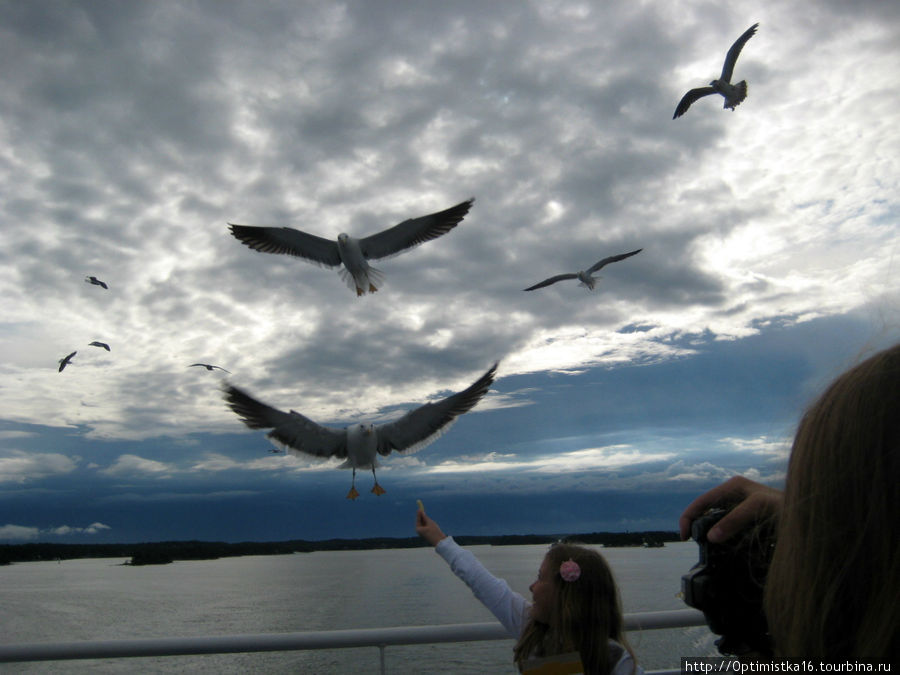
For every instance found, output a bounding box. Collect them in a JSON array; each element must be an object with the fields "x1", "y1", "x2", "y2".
[{"x1": 0, "y1": 608, "x2": 706, "y2": 673}]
